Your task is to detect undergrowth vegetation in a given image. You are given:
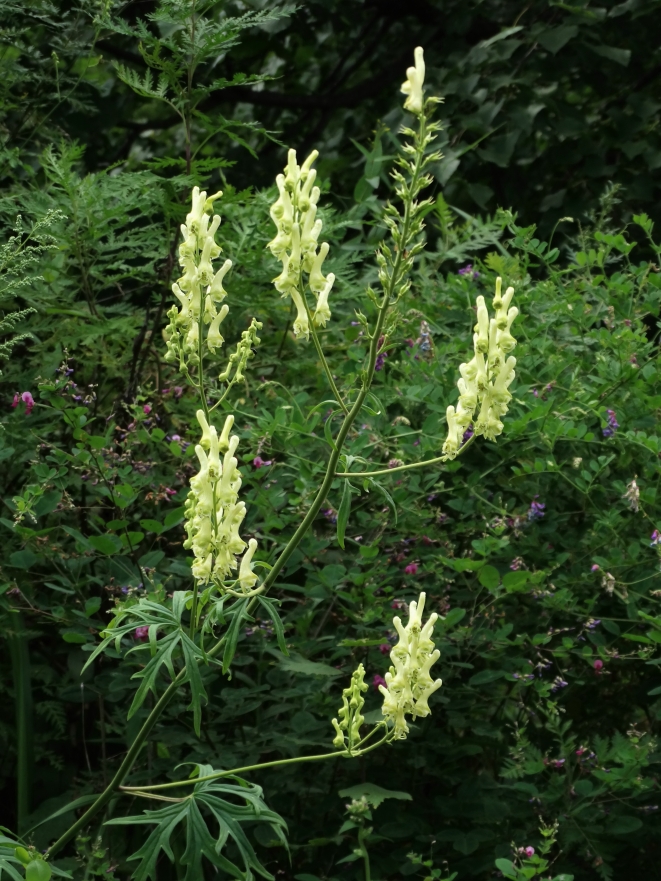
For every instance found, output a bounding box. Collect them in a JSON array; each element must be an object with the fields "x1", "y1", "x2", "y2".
[{"x1": 1, "y1": 3, "x2": 661, "y2": 881}]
